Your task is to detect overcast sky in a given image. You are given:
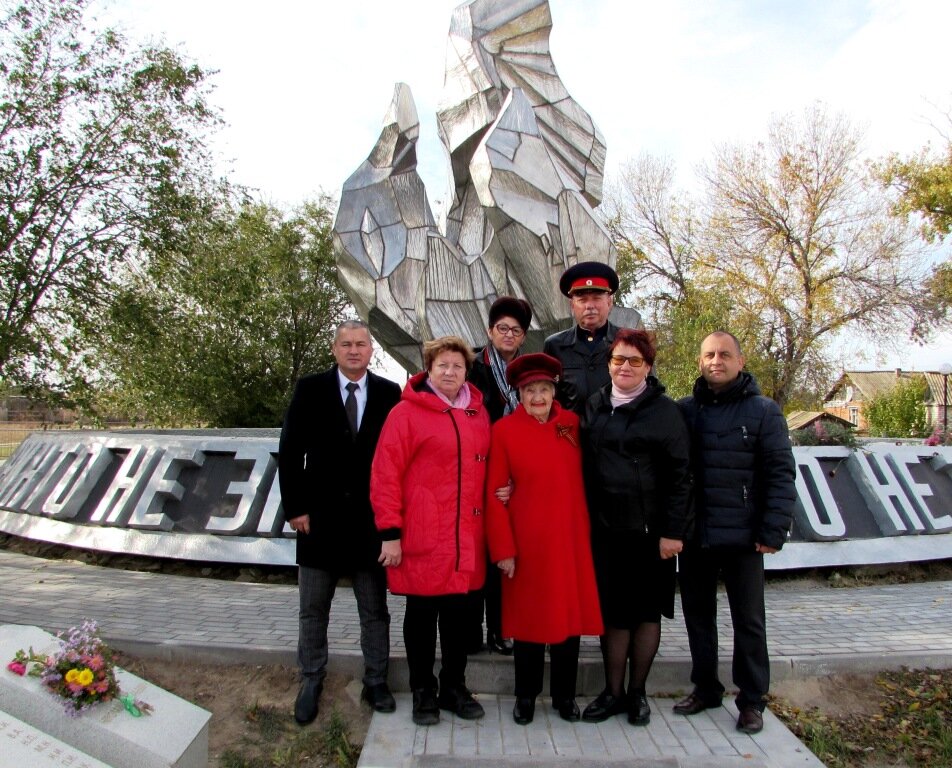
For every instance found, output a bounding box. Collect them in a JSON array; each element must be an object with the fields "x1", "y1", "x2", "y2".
[{"x1": 101, "y1": 0, "x2": 952, "y2": 372}]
